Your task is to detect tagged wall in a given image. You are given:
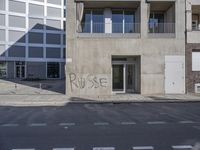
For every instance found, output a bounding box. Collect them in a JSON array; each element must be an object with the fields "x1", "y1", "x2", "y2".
[{"x1": 68, "y1": 73, "x2": 110, "y2": 96}]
